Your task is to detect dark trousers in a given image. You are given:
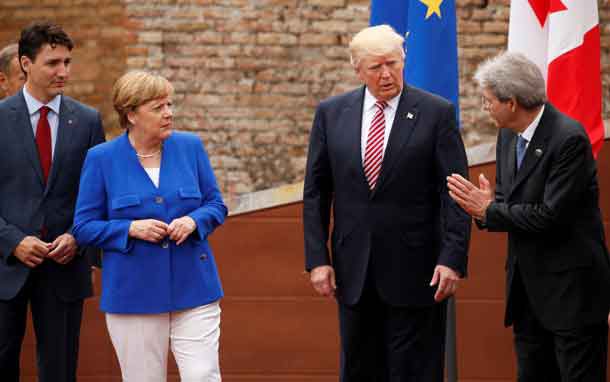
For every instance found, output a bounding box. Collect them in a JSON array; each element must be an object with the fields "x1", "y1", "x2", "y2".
[
  {"x1": 0, "y1": 264, "x2": 84, "y2": 382},
  {"x1": 338, "y1": 273, "x2": 446, "y2": 382},
  {"x1": 512, "y1": 268, "x2": 608, "y2": 382}
]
